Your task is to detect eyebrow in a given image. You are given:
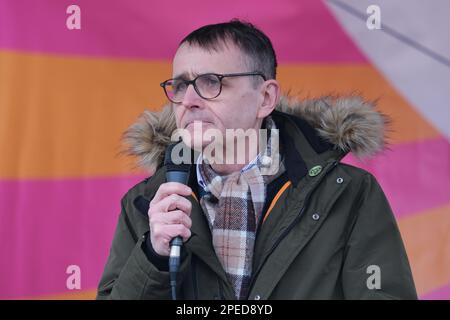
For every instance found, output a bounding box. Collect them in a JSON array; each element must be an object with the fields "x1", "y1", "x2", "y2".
[{"x1": 173, "y1": 71, "x2": 214, "y2": 79}]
